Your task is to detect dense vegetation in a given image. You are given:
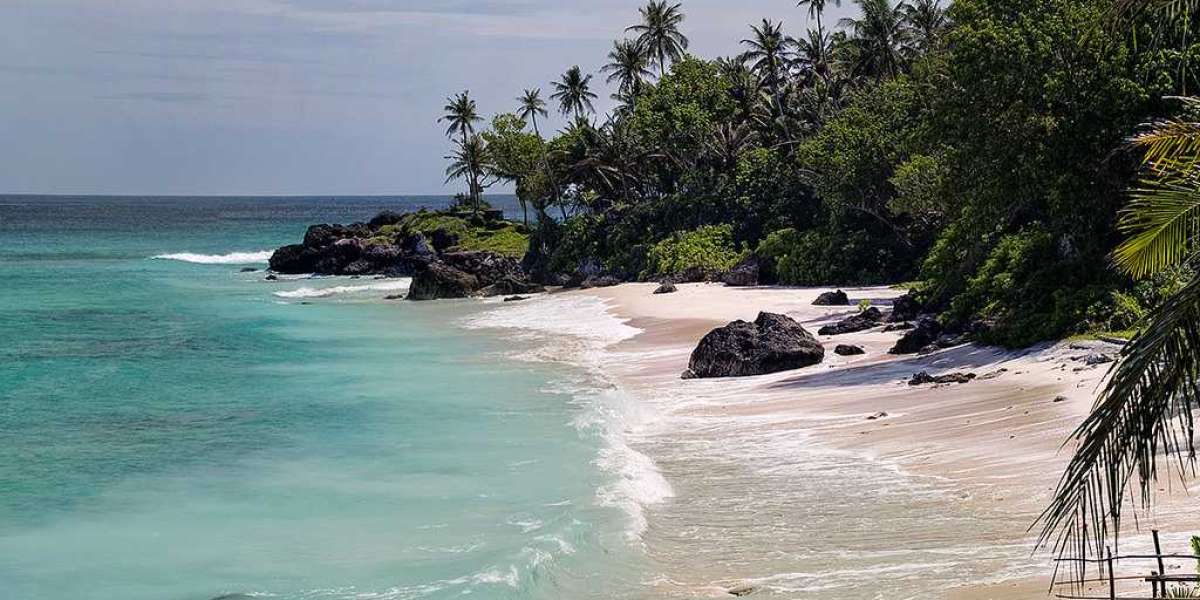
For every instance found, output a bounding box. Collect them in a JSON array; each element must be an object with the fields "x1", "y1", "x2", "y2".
[{"x1": 439, "y1": 0, "x2": 1199, "y2": 347}]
